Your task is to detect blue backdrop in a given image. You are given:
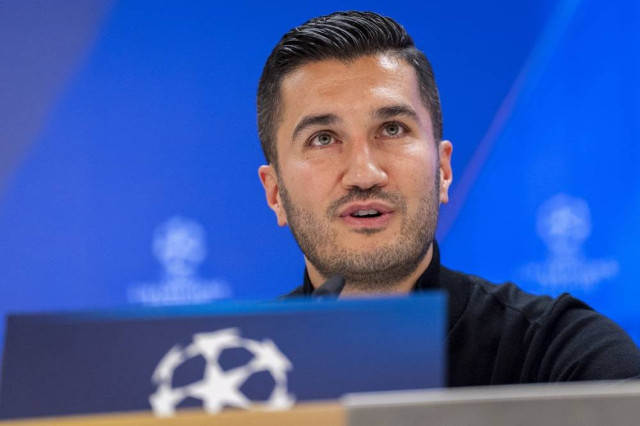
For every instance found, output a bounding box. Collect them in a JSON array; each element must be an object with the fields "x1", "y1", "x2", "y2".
[{"x1": 0, "y1": 0, "x2": 638, "y2": 348}]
